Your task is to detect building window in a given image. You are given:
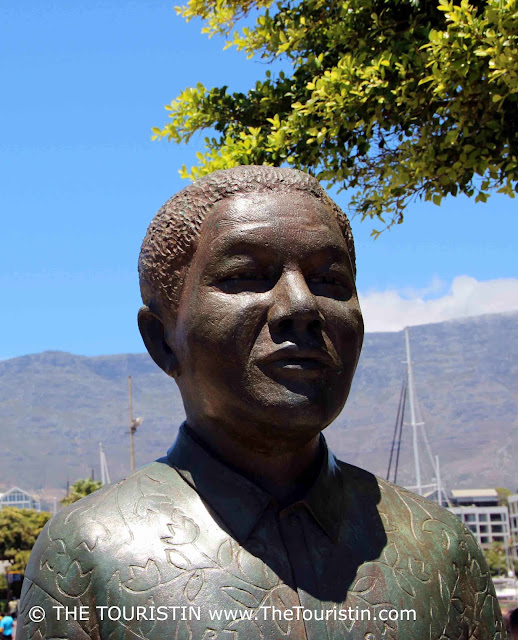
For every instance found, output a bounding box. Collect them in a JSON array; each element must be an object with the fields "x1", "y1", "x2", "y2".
[
  {"x1": 478, "y1": 514, "x2": 488, "y2": 522},
  {"x1": 465, "y1": 514, "x2": 476, "y2": 522},
  {"x1": 480, "y1": 525, "x2": 489, "y2": 533},
  {"x1": 480, "y1": 536, "x2": 489, "y2": 544},
  {"x1": 493, "y1": 536, "x2": 504, "y2": 542},
  {"x1": 490, "y1": 513, "x2": 503, "y2": 522},
  {"x1": 491, "y1": 525, "x2": 503, "y2": 533}
]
